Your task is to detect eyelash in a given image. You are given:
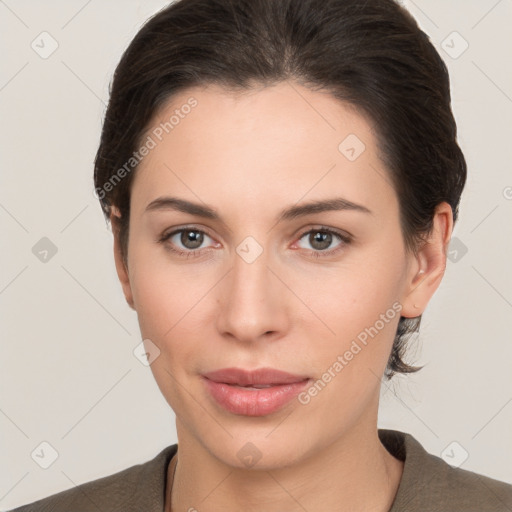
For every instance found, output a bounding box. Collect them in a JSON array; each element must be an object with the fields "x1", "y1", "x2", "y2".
[{"x1": 157, "y1": 226, "x2": 352, "y2": 259}]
